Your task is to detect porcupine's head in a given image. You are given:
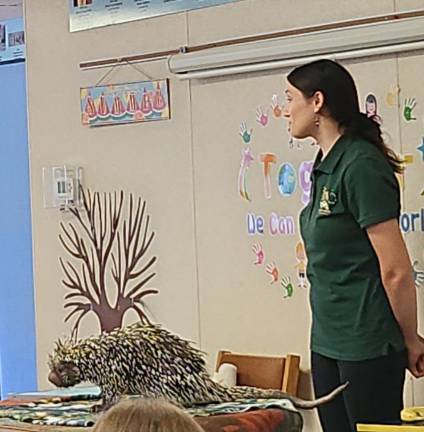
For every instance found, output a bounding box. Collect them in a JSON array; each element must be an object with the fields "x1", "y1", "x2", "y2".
[{"x1": 48, "y1": 338, "x2": 83, "y2": 388}]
